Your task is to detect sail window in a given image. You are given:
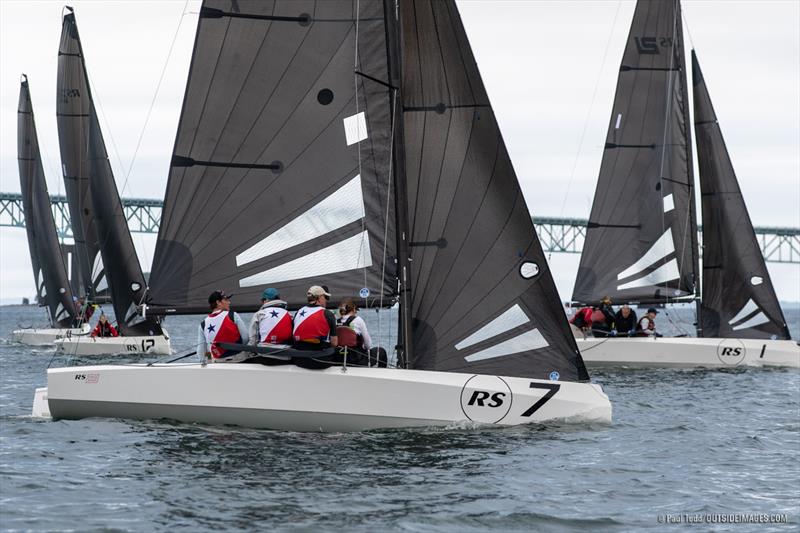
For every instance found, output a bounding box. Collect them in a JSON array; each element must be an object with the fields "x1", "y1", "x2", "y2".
[
  {"x1": 617, "y1": 229, "x2": 675, "y2": 281},
  {"x1": 343, "y1": 112, "x2": 368, "y2": 146},
  {"x1": 728, "y1": 298, "x2": 758, "y2": 325},
  {"x1": 239, "y1": 231, "x2": 372, "y2": 287},
  {"x1": 750, "y1": 276, "x2": 763, "y2": 286},
  {"x1": 615, "y1": 113, "x2": 622, "y2": 129},
  {"x1": 236, "y1": 175, "x2": 365, "y2": 266},
  {"x1": 464, "y1": 329, "x2": 549, "y2": 362},
  {"x1": 130, "y1": 282, "x2": 141, "y2": 292},
  {"x1": 662, "y1": 194, "x2": 674, "y2": 213},
  {"x1": 455, "y1": 304, "x2": 530, "y2": 350},
  {"x1": 519, "y1": 262, "x2": 539, "y2": 279},
  {"x1": 317, "y1": 89, "x2": 334, "y2": 105},
  {"x1": 617, "y1": 258, "x2": 680, "y2": 291},
  {"x1": 59, "y1": 287, "x2": 66, "y2": 294}
]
